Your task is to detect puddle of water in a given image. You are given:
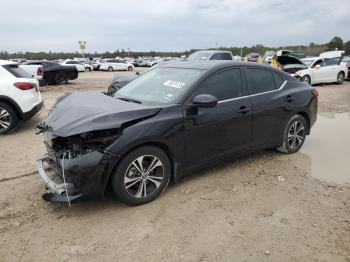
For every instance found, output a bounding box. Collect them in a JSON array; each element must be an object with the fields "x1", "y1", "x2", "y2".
[{"x1": 298, "y1": 112, "x2": 350, "y2": 184}]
